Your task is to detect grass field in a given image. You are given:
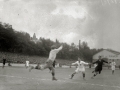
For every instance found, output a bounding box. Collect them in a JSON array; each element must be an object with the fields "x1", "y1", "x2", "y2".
[{"x1": 0, "y1": 66, "x2": 120, "y2": 90}]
